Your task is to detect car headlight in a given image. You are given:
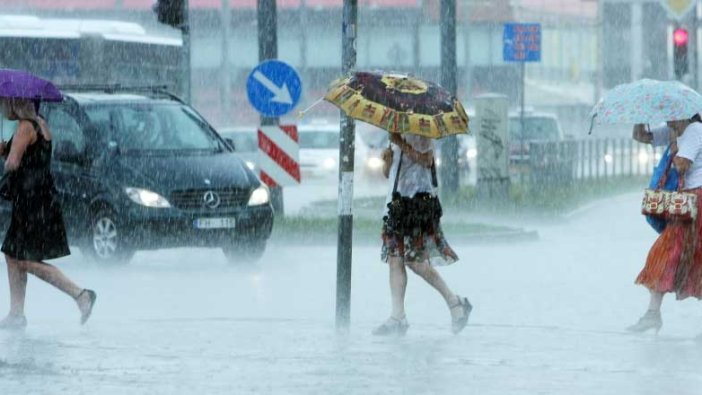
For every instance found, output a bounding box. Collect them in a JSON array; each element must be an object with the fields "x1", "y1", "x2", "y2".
[
  {"x1": 366, "y1": 157, "x2": 384, "y2": 170},
  {"x1": 125, "y1": 187, "x2": 171, "y2": 208},
  {"x1": 323, "y1": 157, "x2": 336, "y2": 170},
  {"x1": 248, "y1": 185, "x2": 270, "y2": 206},
  {"x1": 245, "y1": 160, "x2": 256, "y2": 170},
  {"x1": 466, "y1": 148, "x2": 477, "y2": 160}
]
